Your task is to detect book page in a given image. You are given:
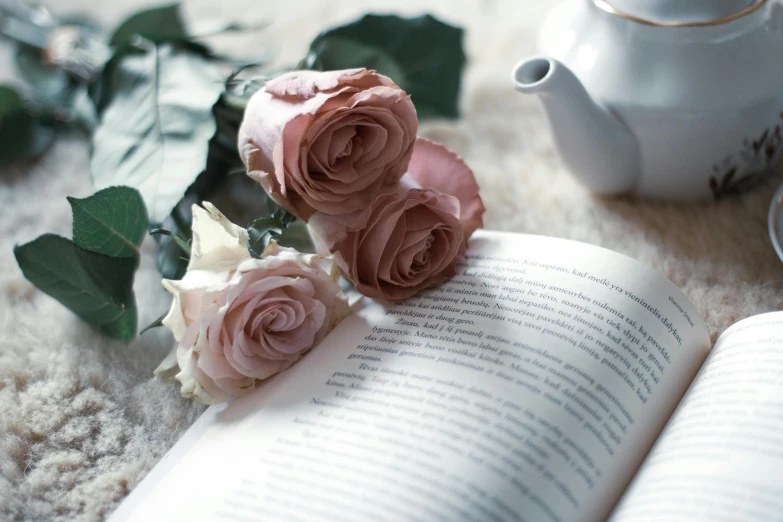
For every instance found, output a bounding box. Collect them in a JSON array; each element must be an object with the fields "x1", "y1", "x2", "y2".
[
  {"x1": 111, "y1": 231, "x2": 710, "y2": 522},
  {"x1": 610, "y1": 312, "x2": 783, "y2": 521}
]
